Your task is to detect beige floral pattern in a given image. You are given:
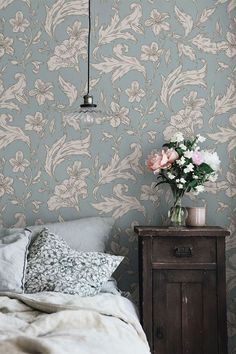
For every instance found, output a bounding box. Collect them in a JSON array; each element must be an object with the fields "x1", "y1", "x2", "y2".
[
  {"x1": 25, "y1": 112, "x2": 47, "y2": 133},
  {"x1": 9, "y1": 11, "x2": 29, "y2": 33},
  {"x1": 29, "y1": 80, "x2": 54, "y2": 106},
  {"x1": 125, "y1": 81, "x2": 145, "y2": 103},
  {"x1": 0, "y1": 33, "x2": 14, "y2": 58},
  {"x1": 145, "y1": 10, "x2": 170, "y2": 35},
  {"x1": 108, "y1": 102, "x2": 130, "y2": 127},
  {"x1": 141, "y1": 42, "x2": 162, "y2": 62},
  {"x1": 0, "y1": 174, "x2": 14, "y2": 197},
  {"x1": 9, "y1": 151, "x2": 30, "y2": 173},
  {"x1": 0, "y1": 1, "x2": 236, "y2": 350}
]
